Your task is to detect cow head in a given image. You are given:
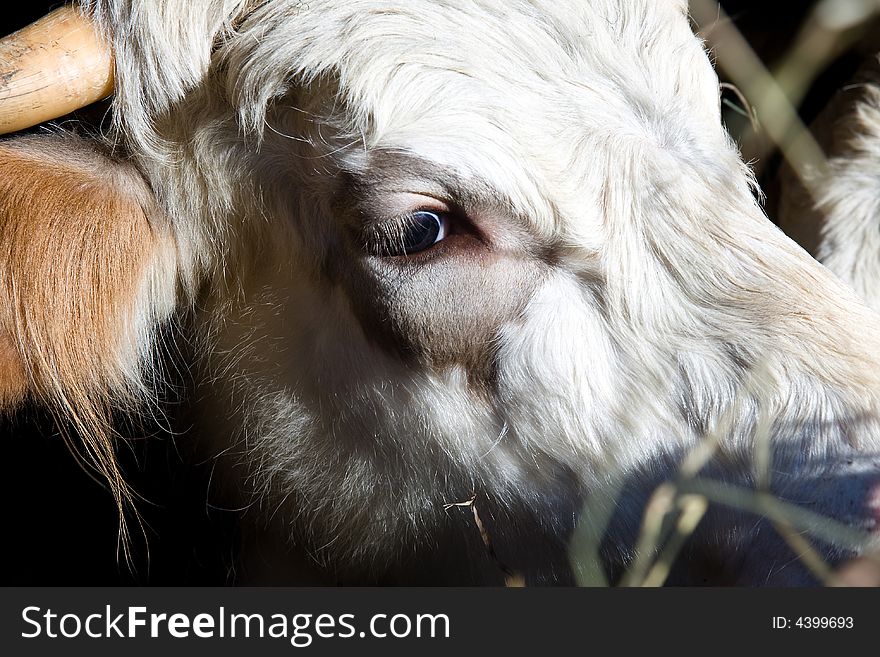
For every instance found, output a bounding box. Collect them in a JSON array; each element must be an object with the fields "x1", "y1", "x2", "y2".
[{"x1": 2, "y1": 1, "x2": 879, "y2": 584}]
